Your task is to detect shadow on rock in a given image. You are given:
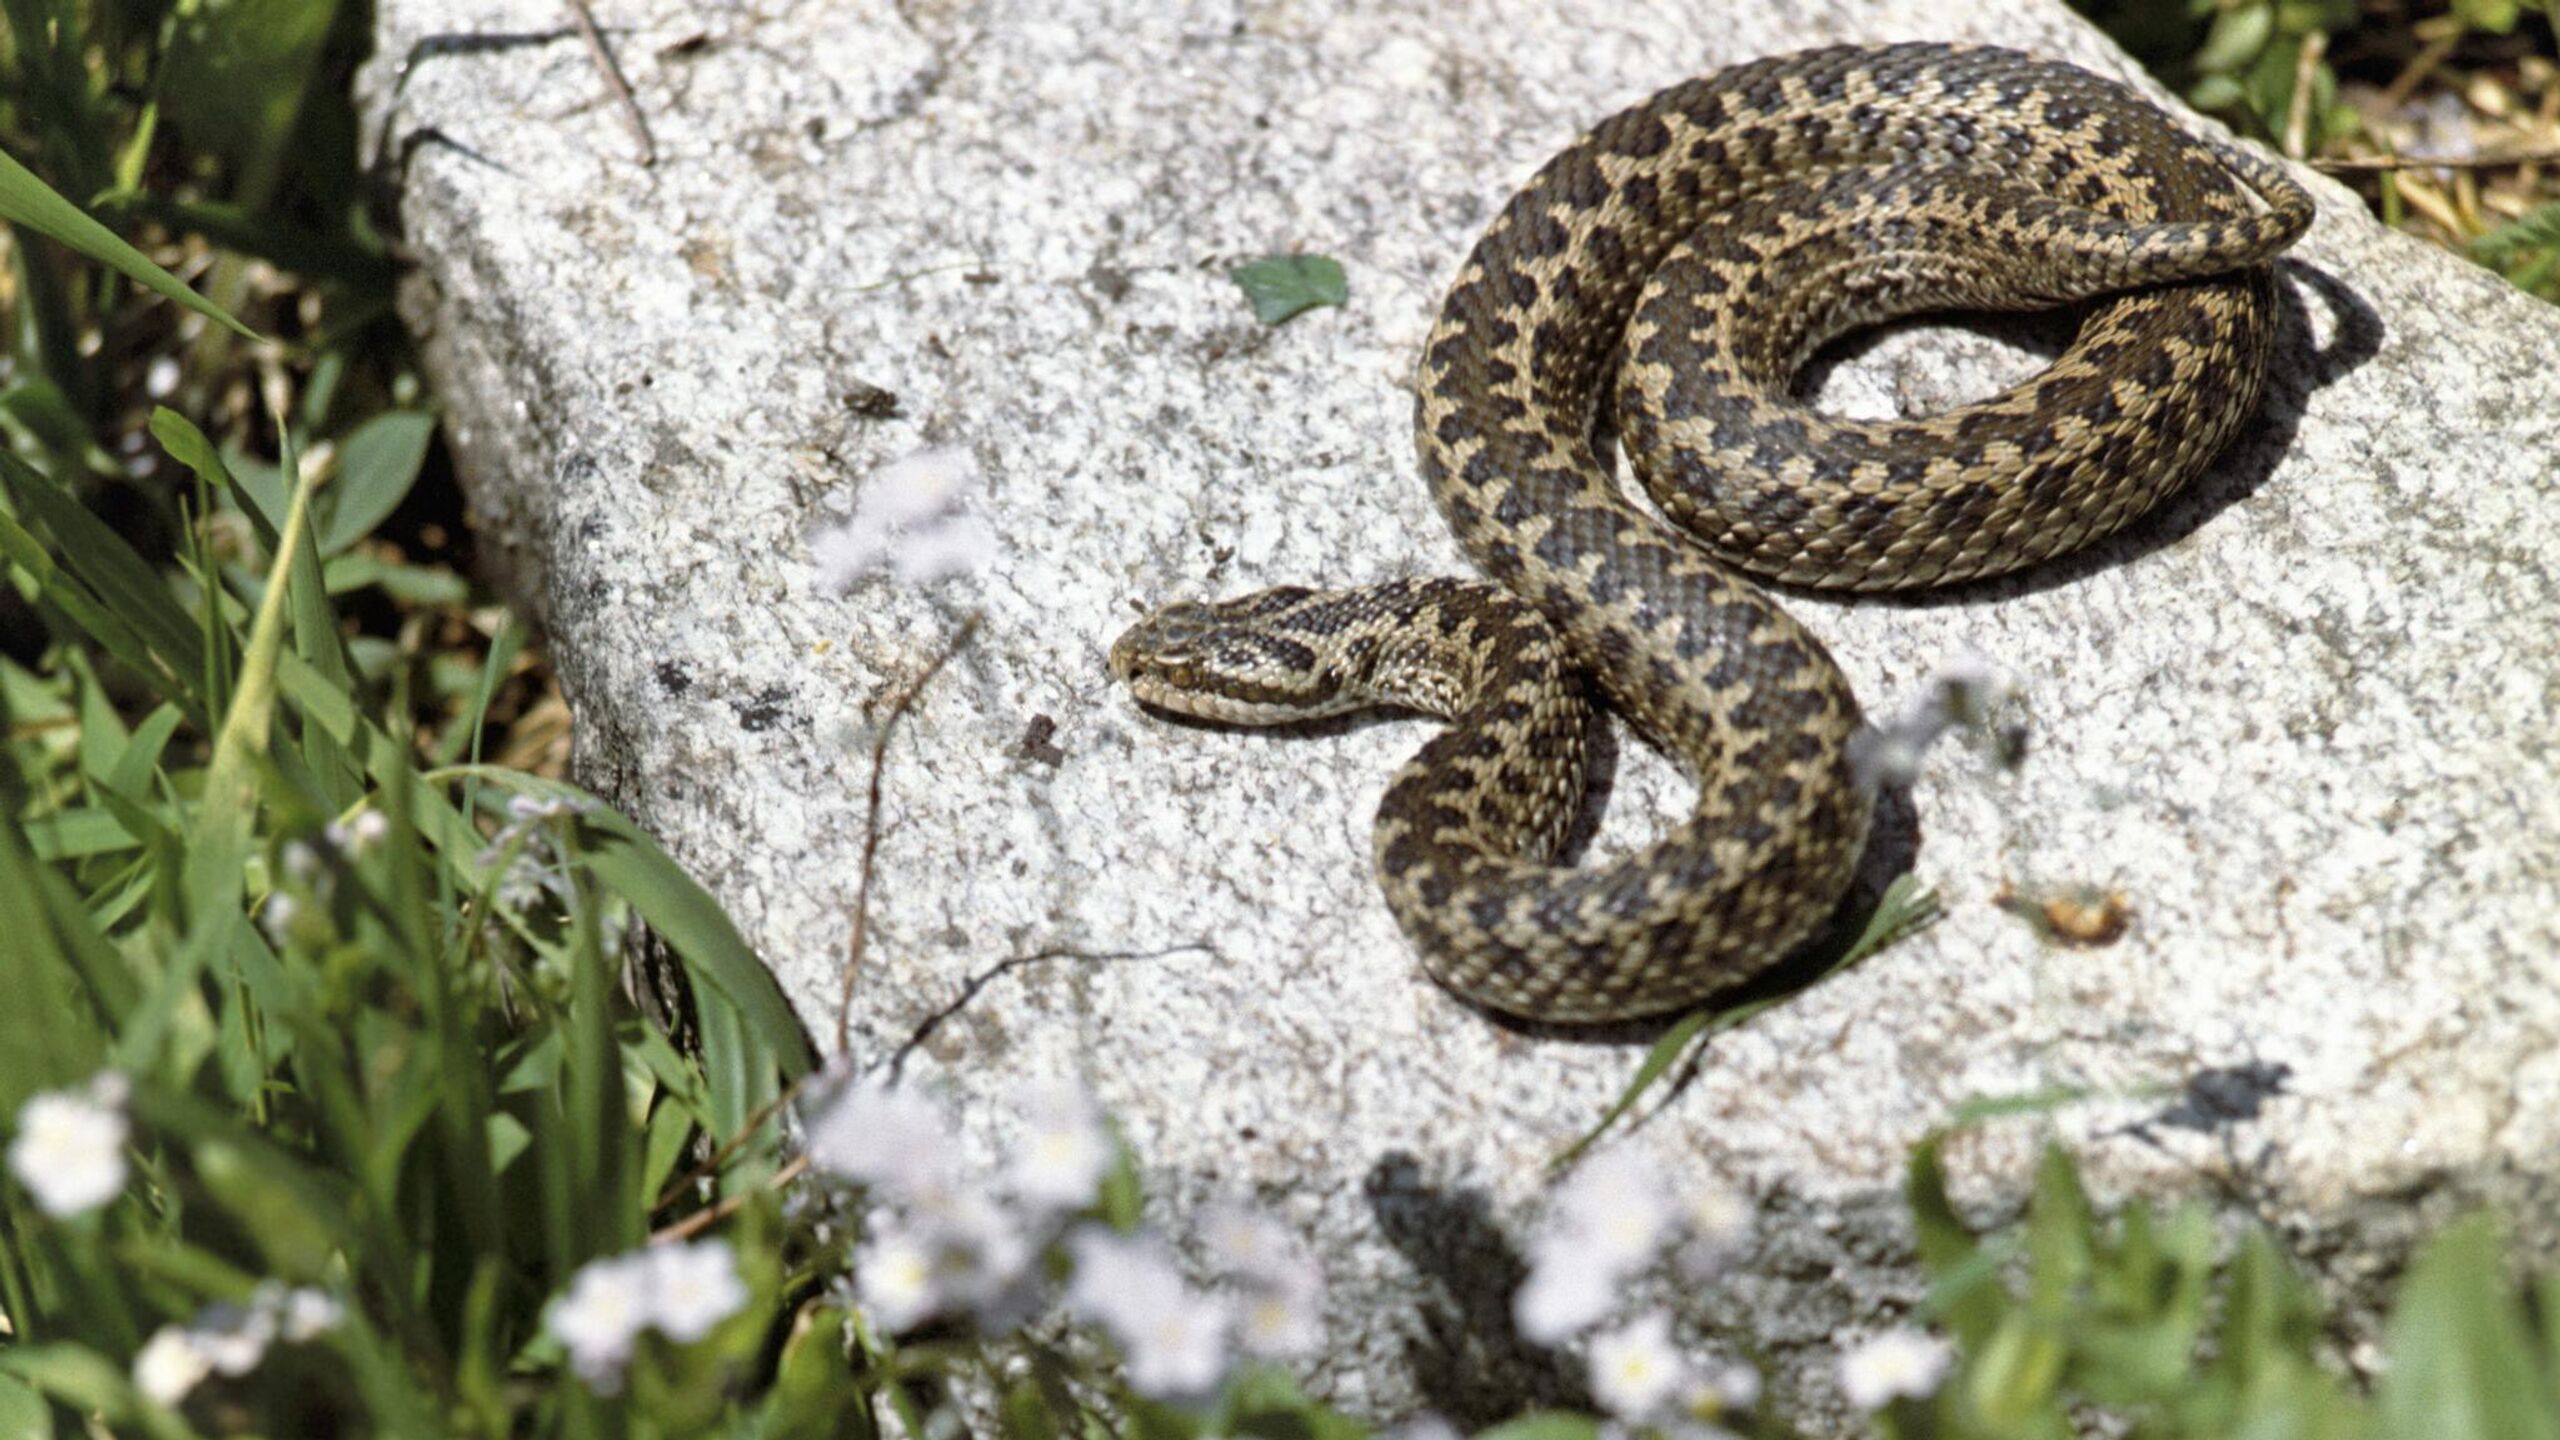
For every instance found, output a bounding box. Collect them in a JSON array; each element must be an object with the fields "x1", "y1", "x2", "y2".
[{"x1": 1363, "y1": 1150, "x2": 1589, "y2": 1425}]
